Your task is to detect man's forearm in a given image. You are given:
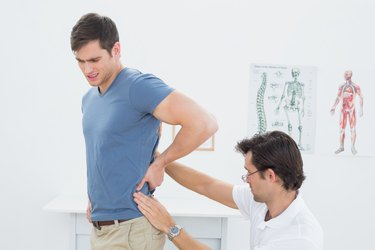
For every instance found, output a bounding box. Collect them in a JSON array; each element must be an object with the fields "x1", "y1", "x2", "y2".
[
  {"x1": 172, "y1": 230, "x2": 211, "y2": 250},
  {"x1": 165, "y1": 161, "x2": 237, "y2": 209},
  {"x1": 165, "y1": 161, "x2": 213, "y2": 194}
]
